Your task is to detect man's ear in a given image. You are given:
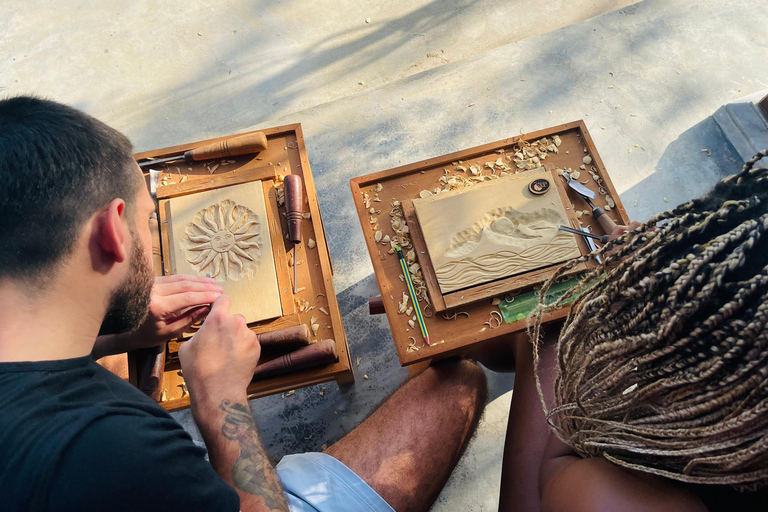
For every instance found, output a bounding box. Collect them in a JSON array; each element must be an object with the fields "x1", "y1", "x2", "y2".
[{"x1": 97, "y1": 198, "x2": 129, "y2": 264}]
